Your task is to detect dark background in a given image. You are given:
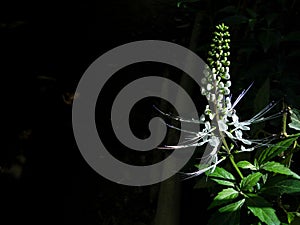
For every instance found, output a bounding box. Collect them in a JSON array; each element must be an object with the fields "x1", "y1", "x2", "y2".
[{"x1": 1, "y1": 0, "x2": 299, "y2": 224}]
